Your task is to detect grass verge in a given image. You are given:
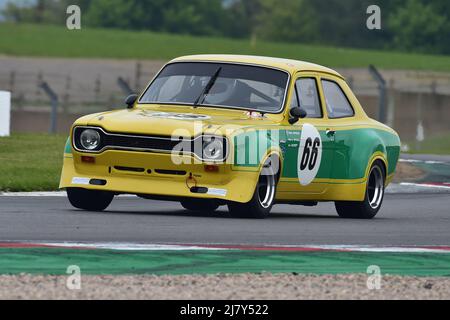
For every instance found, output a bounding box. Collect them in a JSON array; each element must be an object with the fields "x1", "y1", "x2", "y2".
[
  {"x1": 0, "y1": 134, "x2": 66, "y2": 192},
  {"x1": 2, "y1": 23, "x2": 450, "y2": 71},
  {"x1": 406, "y1": 133, "x2": 450, "y2": 155}
]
